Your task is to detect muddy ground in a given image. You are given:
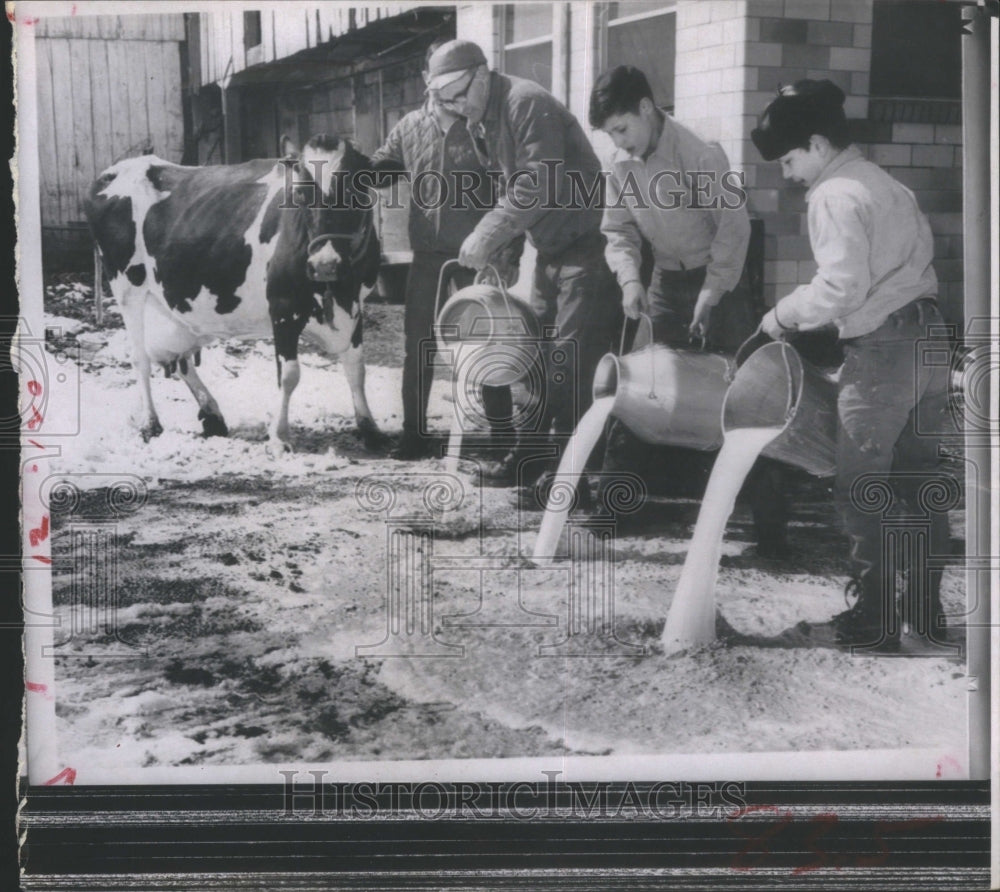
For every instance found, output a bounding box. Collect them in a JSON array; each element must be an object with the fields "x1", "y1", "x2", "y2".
[{"x1": 38, "y1": 275, "x2": 968, "y2": 777}]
